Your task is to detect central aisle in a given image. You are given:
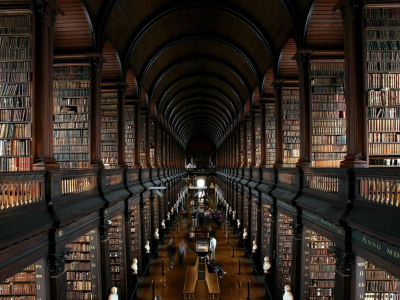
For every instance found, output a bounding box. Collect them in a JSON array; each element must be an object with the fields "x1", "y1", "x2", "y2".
[{"x1": 135, "y1": 199, "x2": 271, "y2": 300}]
